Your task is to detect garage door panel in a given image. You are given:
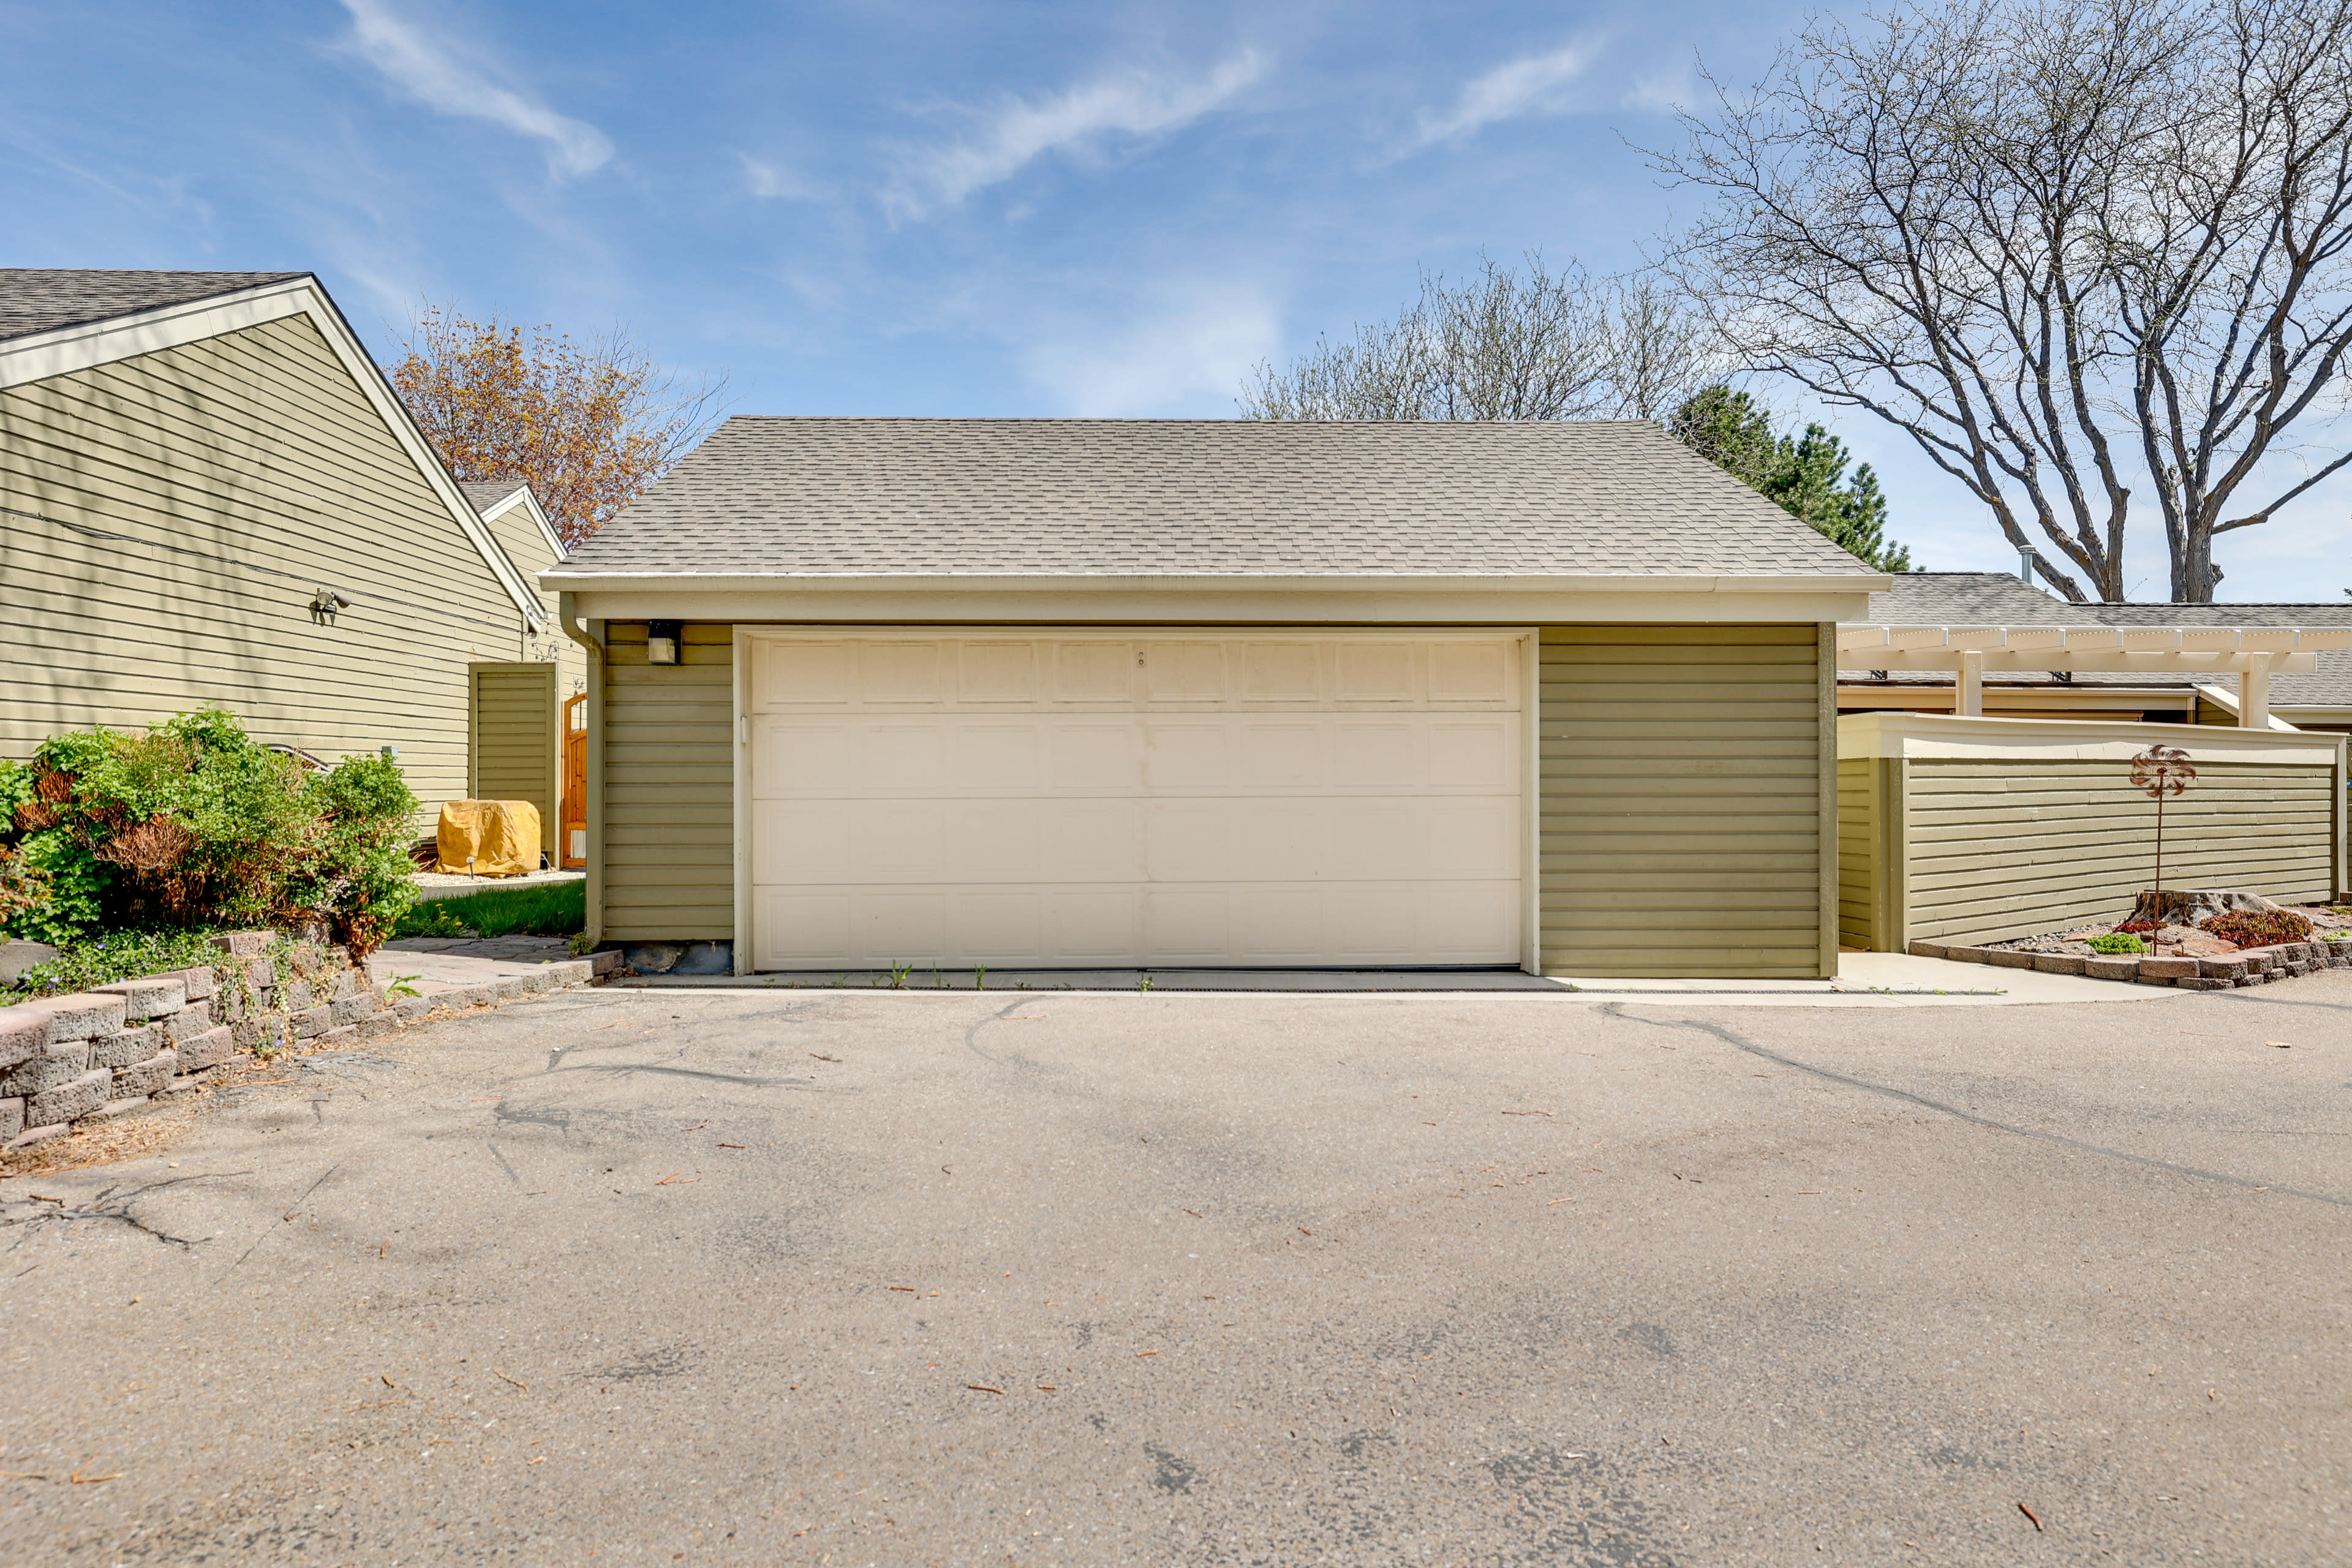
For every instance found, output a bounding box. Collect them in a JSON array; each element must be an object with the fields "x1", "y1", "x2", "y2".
[
  {"x1": 1145, "y1": 891, "x2": 1231, "y2": 958},
  {"x1": 1049, "y1": 724, "x2": 1137, "y2": 788},
  {"x1": 1335, "y1": 722, "x2": 1420, "y2": 788},
  {"x1": 957, "y1": 642, "x2": 1037, "y2": 703},
  {"x1": 1145, "y1": 722, "x2": 1230, "y2": 788},
  {"x1": 955, "y1": 724, "x2": 1043, "y2": 789},
  {"x1": 1430, "y1": 720, "x2": 1511, "y2": 788},
  {"x1": 749, "y1": 633, "x2": 1523, "y2": 968},
  {"x1": 1238, "y1": 723, "x2": 1322, "y2": 788},
  {"x1": 952, "y1": 894, "x2": 1042, "y2": 959},
  {"x1": 1049, "y1": 892, "x2": 1139, "y2": 957},
  {"x1": 1041, "y1": 804, "x2": 1144, "y2": 881}
]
